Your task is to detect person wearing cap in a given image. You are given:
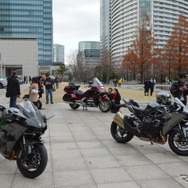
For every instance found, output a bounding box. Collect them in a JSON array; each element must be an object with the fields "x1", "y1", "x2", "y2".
[
  {"x1": 6, "y1": 71, "x2": 21, "y2": 107},
  {"x1": 170, "y1": 72, "x2": 188, "y2": 105},
  {"x1": 44, "y1": 73, "x2": 54, "y2": 104}
]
